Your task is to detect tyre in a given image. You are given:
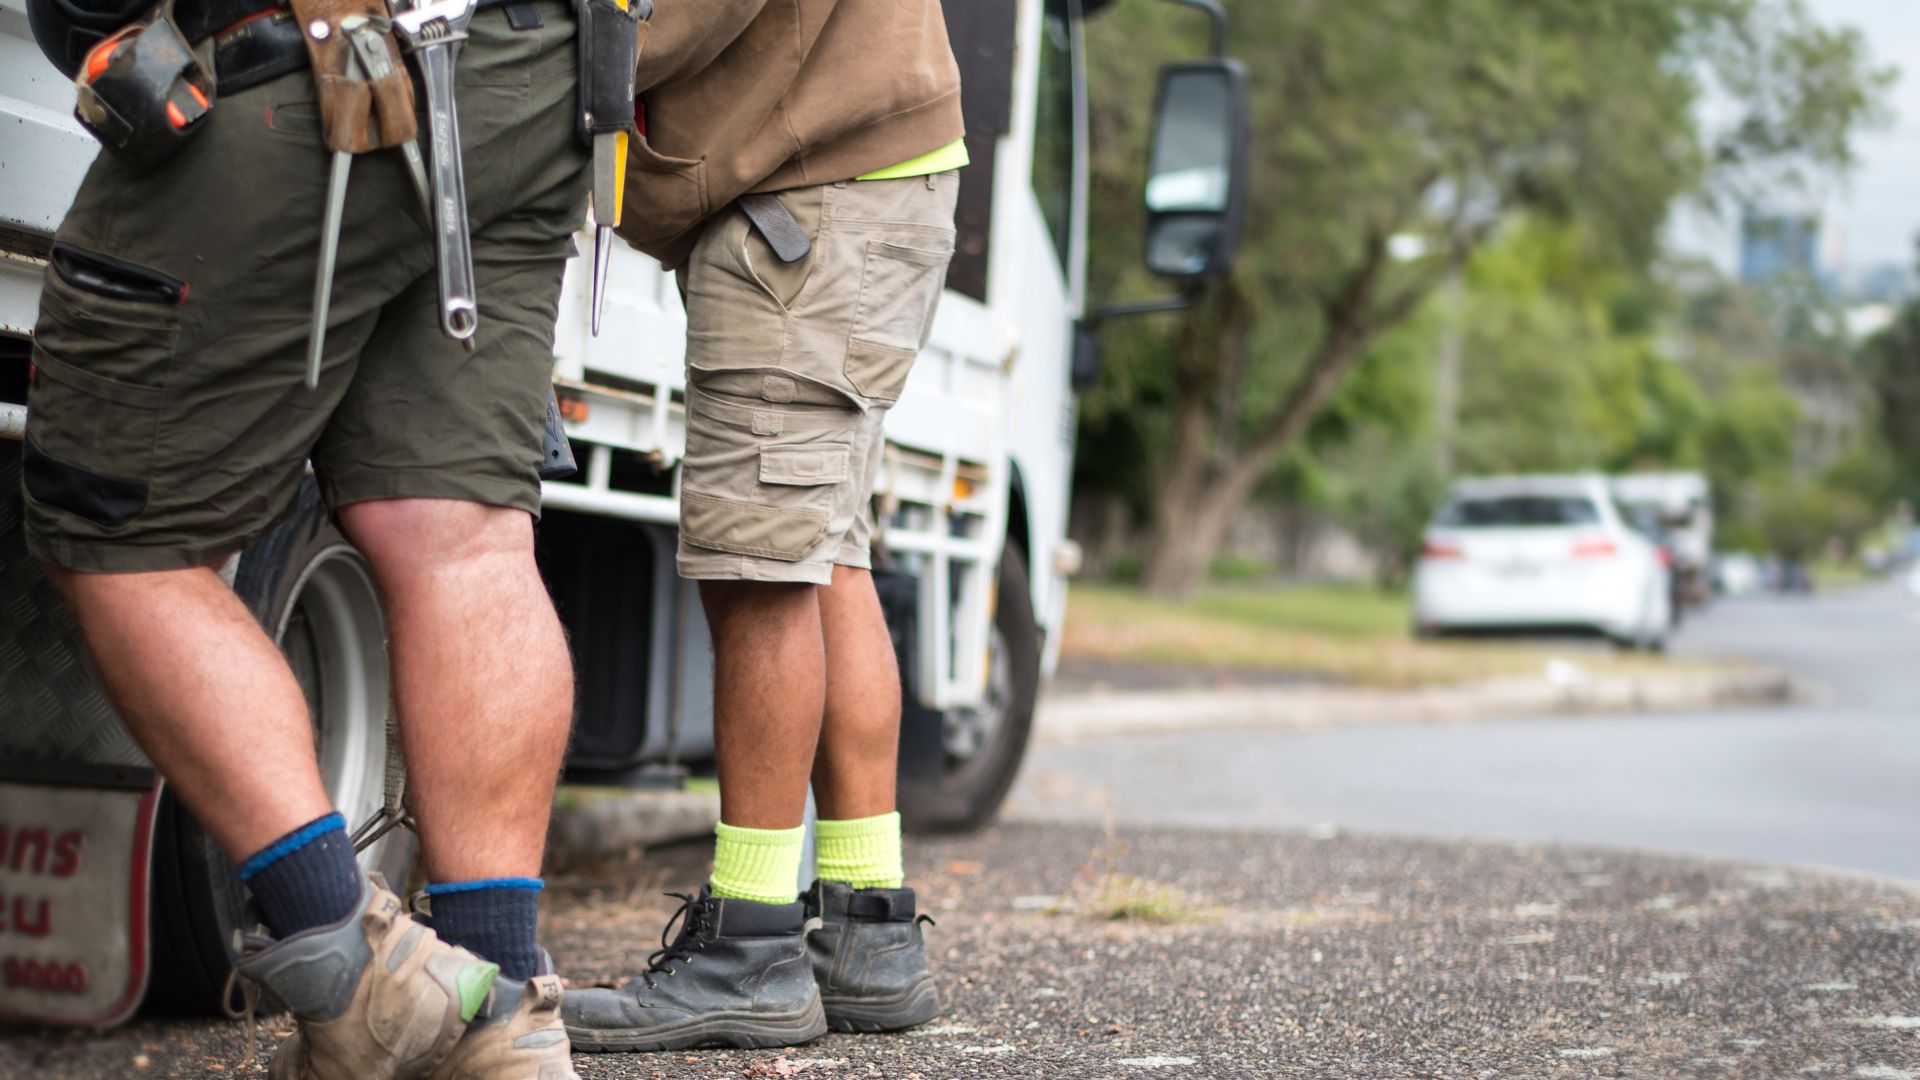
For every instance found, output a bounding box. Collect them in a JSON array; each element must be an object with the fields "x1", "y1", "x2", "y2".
[
  {"x1": 144, "y1": 480, "x2": 414, "y2": 1014},
  {"x1": 899, "y1": 546, "x2": 1041, "y2": 834}
]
